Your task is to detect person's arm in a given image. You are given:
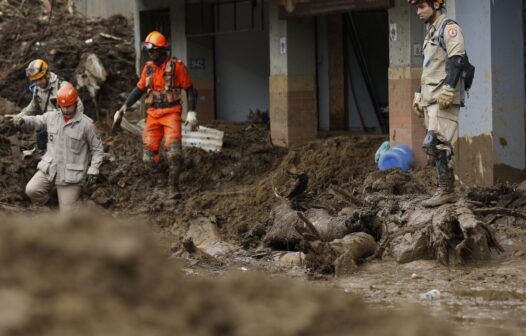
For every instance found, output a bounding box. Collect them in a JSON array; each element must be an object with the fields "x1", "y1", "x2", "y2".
[
  {"x1": 186, "y1": 86, "x2": 198, "y2": 111},
  {"x1": 86, "y1": 123, "x2": 104, "y2": 176},
  {"x1": 17, "y1": 95, "x2": 39, "y2": 118},
  {"x1": 176, "y1": 61, "x2": 199, "y2": 131},
  {"x1": 438, "y1": 23, "x2": 466, "y2": 109},
  {"x1": 21, "y1": 112, "x2": 48, "y2": 131}
]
